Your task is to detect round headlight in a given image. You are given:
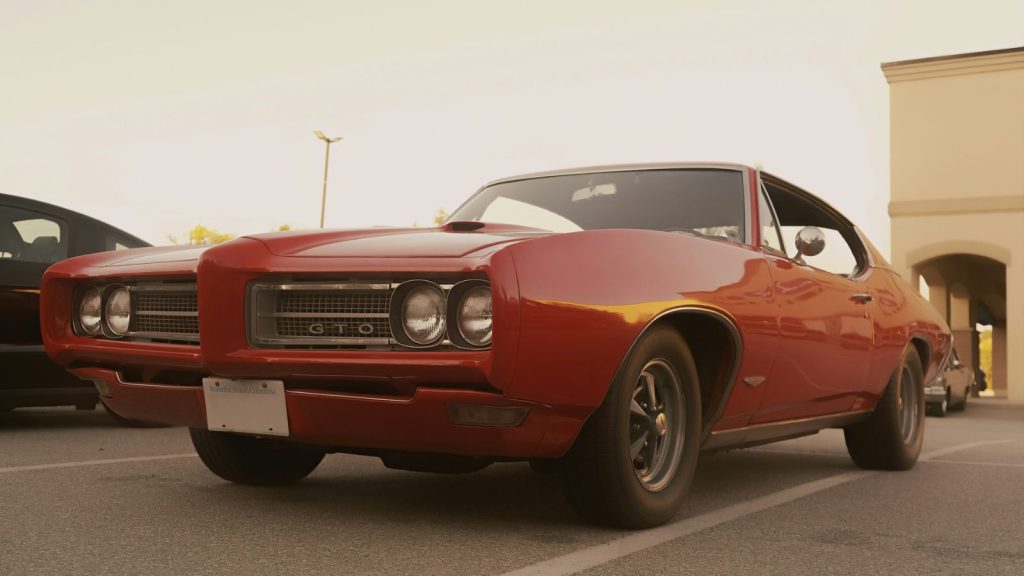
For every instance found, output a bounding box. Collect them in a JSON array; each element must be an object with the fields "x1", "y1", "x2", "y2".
[
  {"x1": 77, "y1": 287, "x2": 102, "y2": 336},
  {"x1": 401, "y1": 284, "x2": 446, "y2": 345},
  {"x1": 457, "y1": 286, "x2": 492, "y2": 347},
  {"x1": 104, "y1": 286, "x2": 131, "y2": 337}
]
